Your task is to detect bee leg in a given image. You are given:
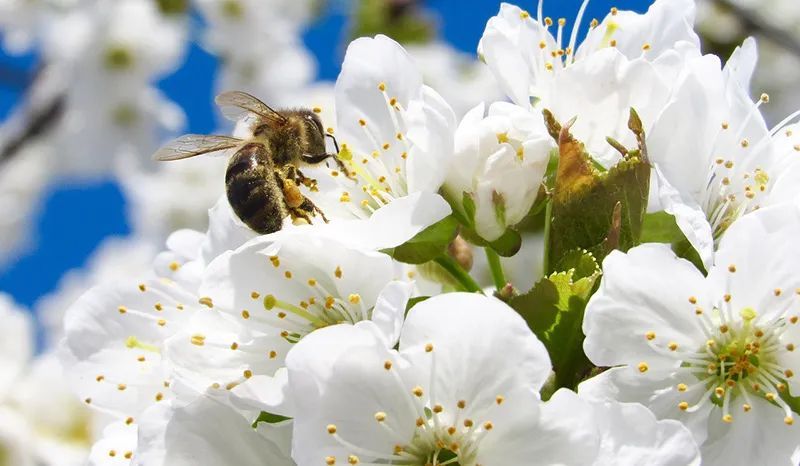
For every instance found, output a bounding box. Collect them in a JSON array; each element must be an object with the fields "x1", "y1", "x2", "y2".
[
  {"x1": 302, "y1": 152, "x2": 353, "y2": 179},
  {"x1": 287, "y1": 165, "x2": 318, "y2": 191},
  {"x1": 299, "y1": 197, "x2": 329, "y2": 224}
]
